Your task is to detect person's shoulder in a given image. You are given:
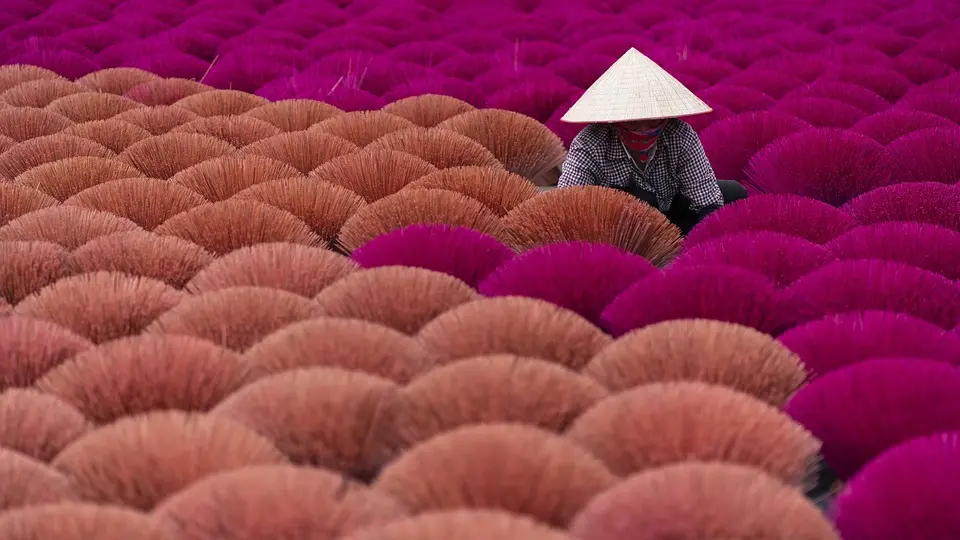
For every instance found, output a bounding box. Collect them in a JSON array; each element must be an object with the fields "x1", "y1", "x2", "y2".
[
  {"x1": 569, "y1": 123, "x2": 615, "y2": 150},
  {"x1": 663, "y1": 118, "x2": 703, "y2": 151},
  {"x1": 664, "y1": 118, "x2": 697, "y2": 139}
]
